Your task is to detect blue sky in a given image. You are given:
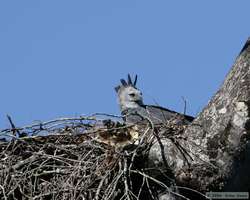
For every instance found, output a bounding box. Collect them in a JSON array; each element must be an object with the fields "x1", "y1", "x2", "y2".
[{"x1": 0, "y1": 1, "x2": 249, "y2": 128}]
